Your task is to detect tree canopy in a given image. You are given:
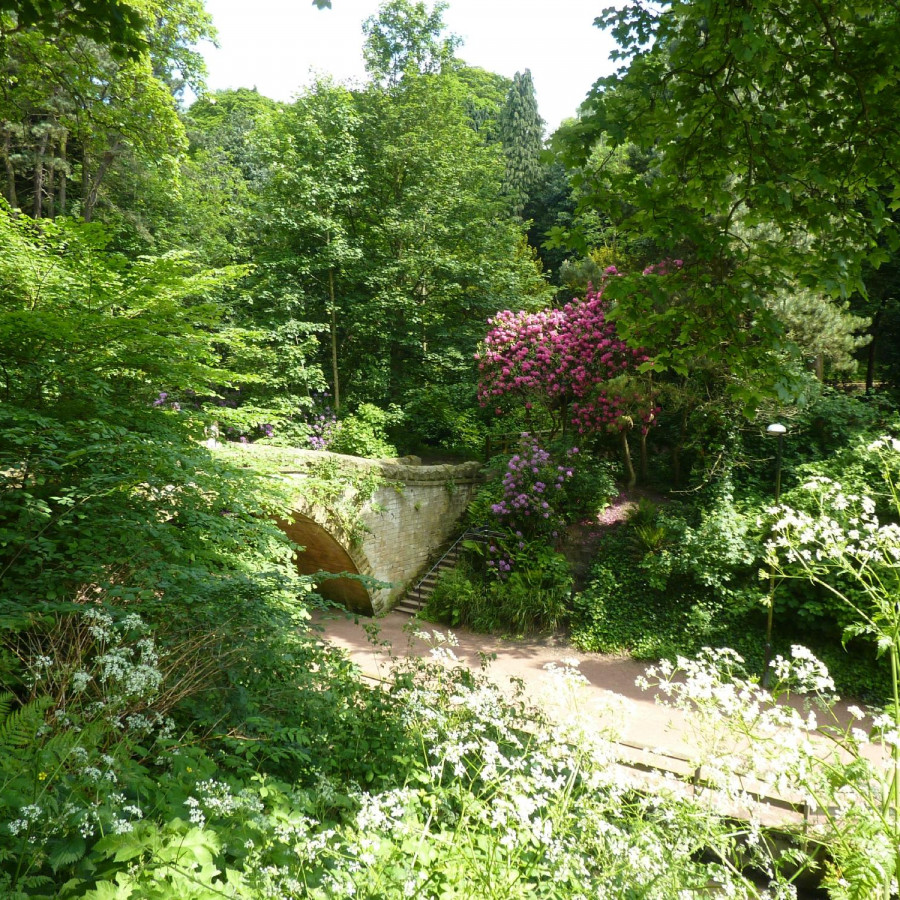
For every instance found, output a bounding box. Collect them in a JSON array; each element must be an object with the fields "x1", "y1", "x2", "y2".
[
  {"x1": 556, "y1": 0, "x2": 900, "y2": 408},
  {"x1": 578, "y1": 0, "x2": 900, "y2": 291},
  {"x1": 362, "y1": 0, "x2": 459, "y2": 85},
  {"x1": 0, "y1": 0, "x2": 148, "y2": 56}
]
